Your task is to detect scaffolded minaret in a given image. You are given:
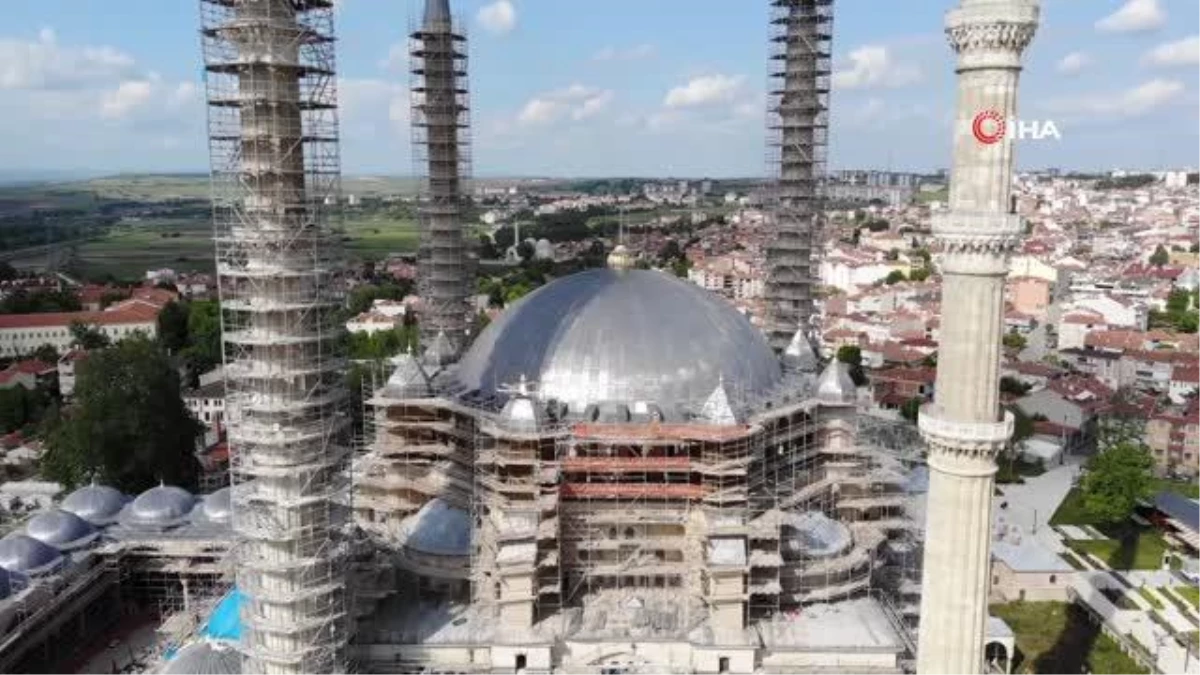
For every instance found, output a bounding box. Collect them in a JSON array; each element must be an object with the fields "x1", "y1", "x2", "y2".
[
  {"x1": 764, "y1": 0, "x2": 833, "y2": 352},
  {"x1": 411, "y1": 0, "x2": 474, "y2": 355},
  {"x1": 200, "y1": 0, "x2": 350, "y2": 672},
  {"x1": 916, "y1": 1, "x2": 1039, "y2": 673}
]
